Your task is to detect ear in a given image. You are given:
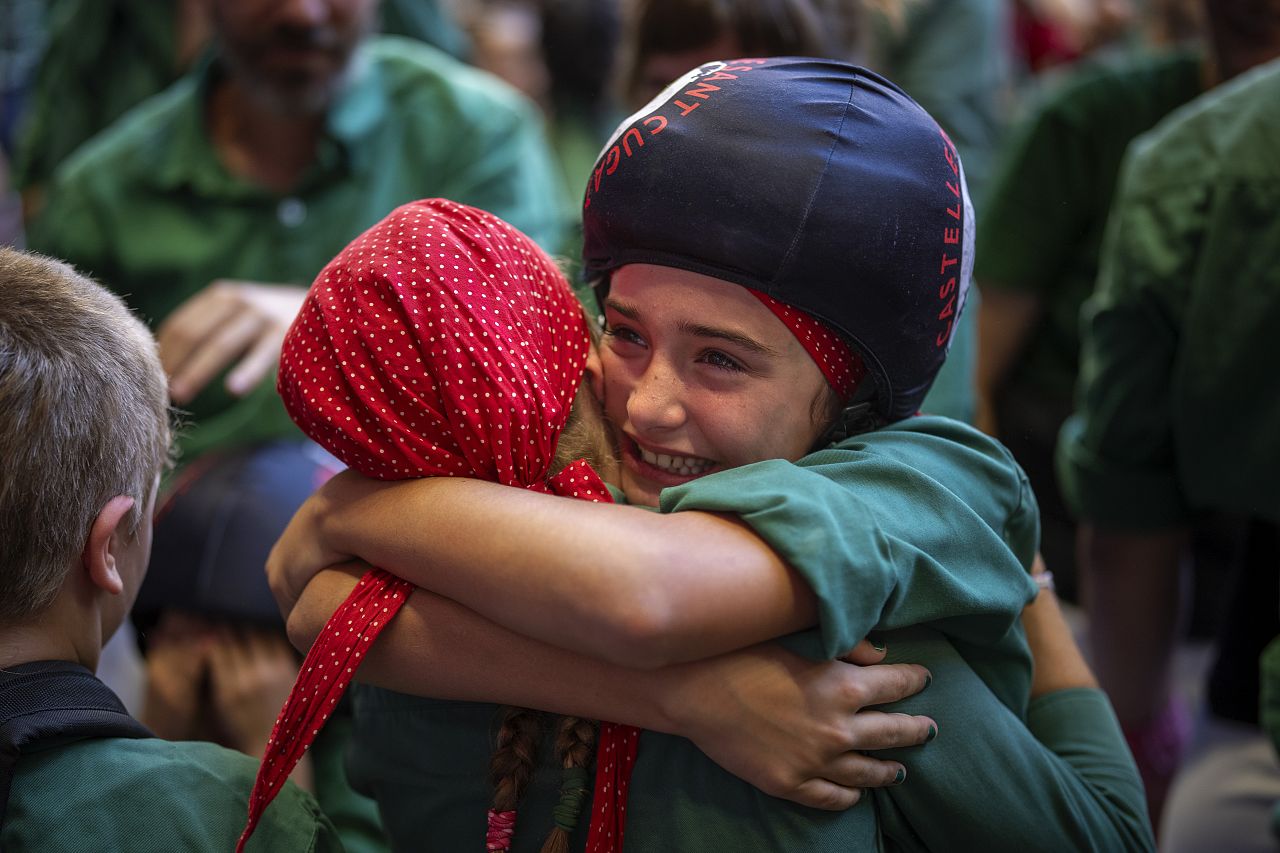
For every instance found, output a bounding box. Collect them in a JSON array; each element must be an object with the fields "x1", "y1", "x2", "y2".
[
  {"x1": 584, "y1": 343, "x2": 605, "y2": 401},
  {"x1": 81, "y1": 496, "x2": 137, "y2": 596}
]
